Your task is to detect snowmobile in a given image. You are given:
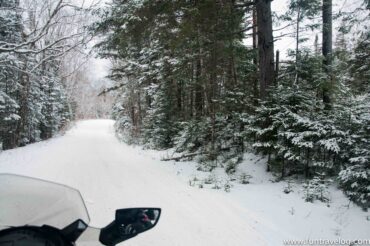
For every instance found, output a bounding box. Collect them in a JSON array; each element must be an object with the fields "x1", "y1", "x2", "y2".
[{"x1": 0, "y1": 174, "x2": 161, "y2": 245}]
